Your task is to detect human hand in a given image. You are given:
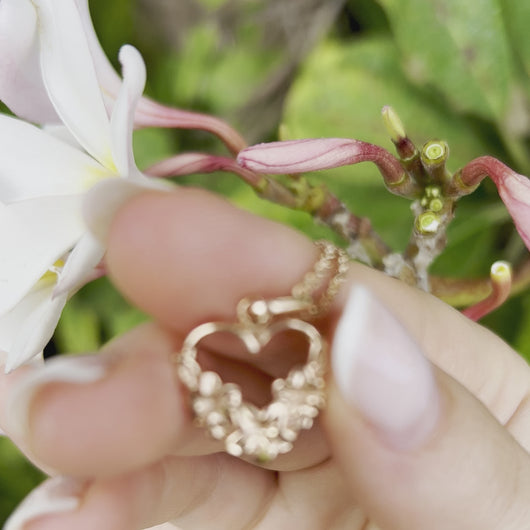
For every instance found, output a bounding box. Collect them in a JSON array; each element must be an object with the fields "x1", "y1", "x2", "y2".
[{"x1": 2, "y1": 188, "x2": 530, "y2": 529}]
